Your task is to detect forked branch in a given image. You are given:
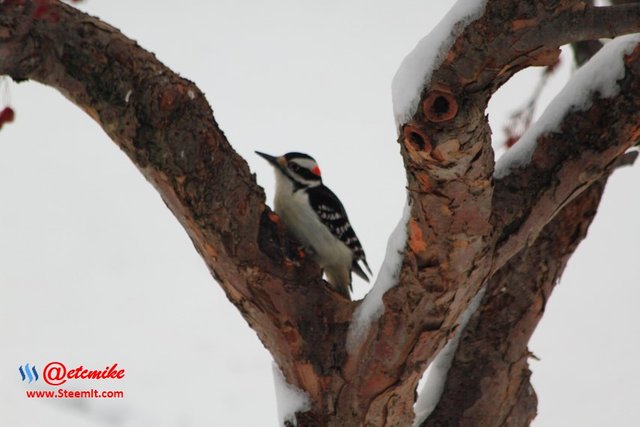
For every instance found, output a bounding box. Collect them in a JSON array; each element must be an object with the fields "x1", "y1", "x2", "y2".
[{"x1": 1, "y1": 1, "x2": 640, "y2": 425}]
